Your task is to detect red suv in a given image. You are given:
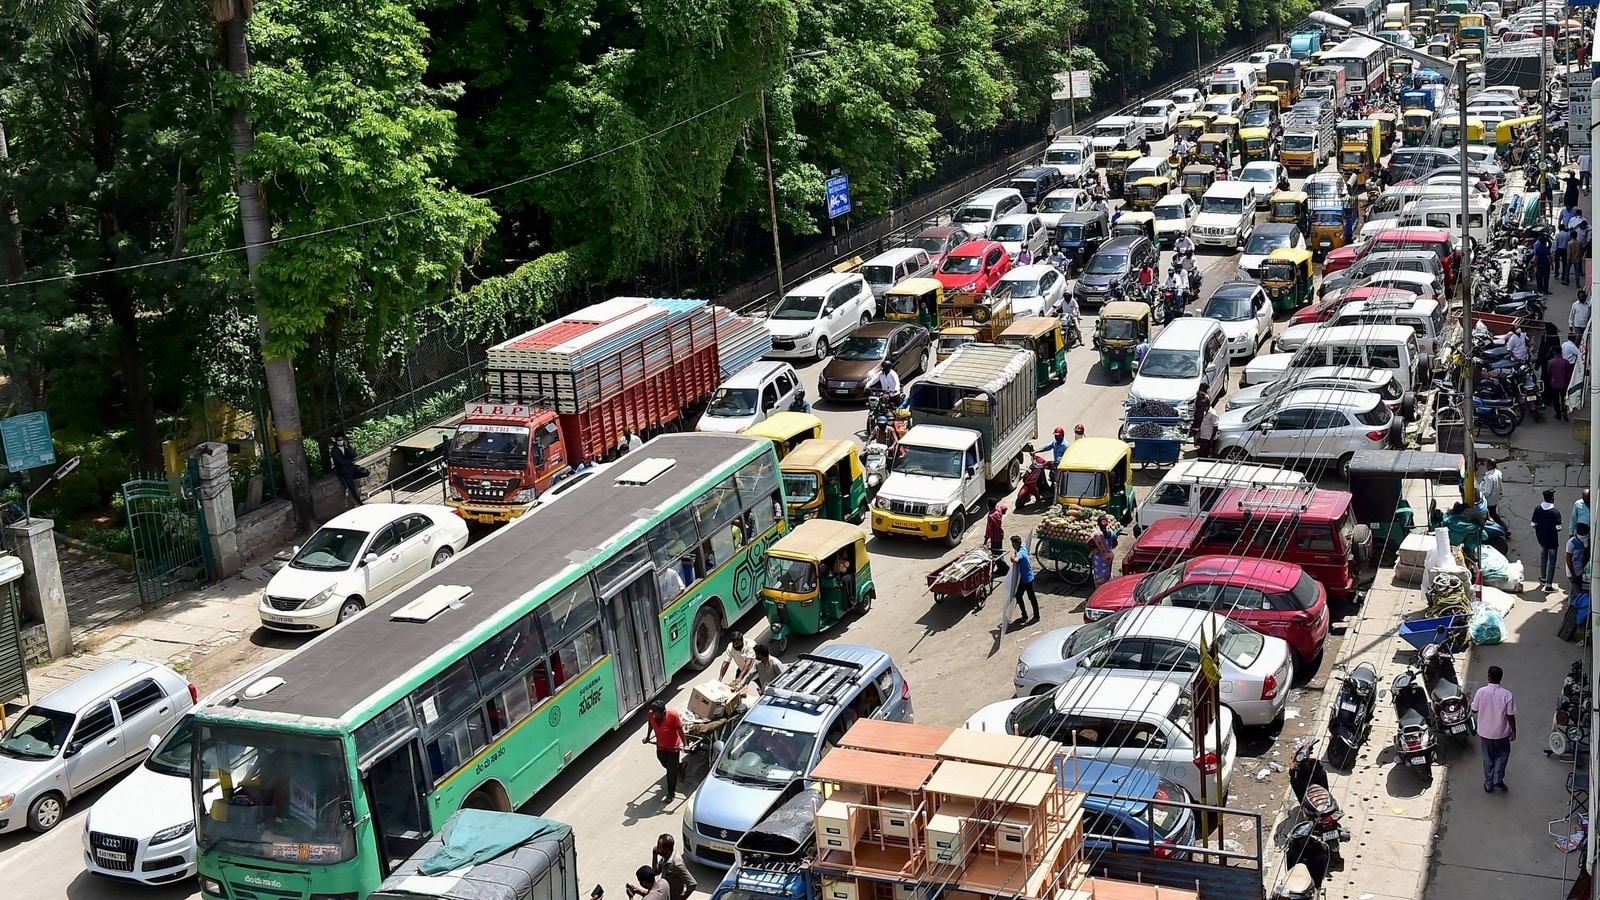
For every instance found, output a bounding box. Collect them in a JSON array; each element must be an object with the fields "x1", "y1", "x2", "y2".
[
  {"x1": 1085, "y1": 555, "x2": 1329, "y2": 672},
  {"x1": 1288, "y1": 286, "x2": 1416, "y2": 326},
  {"x1": 1324, "y1": 228, "x2": 1457, "y2": 284},
  {"x1": 934, "y1": 240, "x2": 1013, "y2": 295}
]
